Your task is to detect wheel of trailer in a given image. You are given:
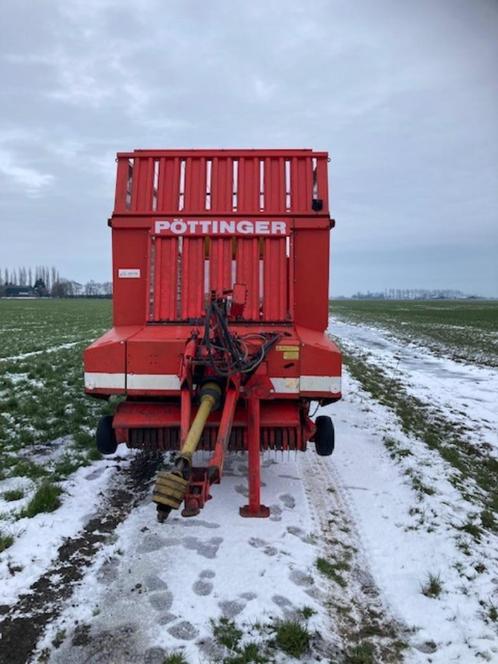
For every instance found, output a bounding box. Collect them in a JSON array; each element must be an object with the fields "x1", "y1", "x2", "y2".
[
  {"x1": 315, "y1": 415, "x2": 335, "y2": 456},
  {"x1": 96, "y1": 415, "x2": 118, "y2": 455}
]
